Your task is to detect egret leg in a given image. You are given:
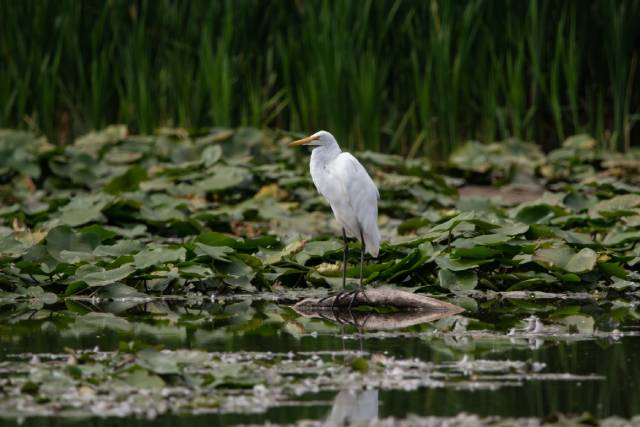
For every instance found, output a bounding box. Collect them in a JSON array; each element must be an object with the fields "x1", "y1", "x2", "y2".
[
  {"x1": 359, "y1": 229, "x2": 365, "y2": 288},
  {"x1": 342, "y1": 228, "x2": 348, "y2": 291},
  {"x1": 348, "y1": 230, "x2": 368, "y2": 310},
  {"x1": 334, "y1": 228, "x2": 349, "y2": 308},
  {"x1": 318, "y1": 228, "x2": 349, "y2": 308}
]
